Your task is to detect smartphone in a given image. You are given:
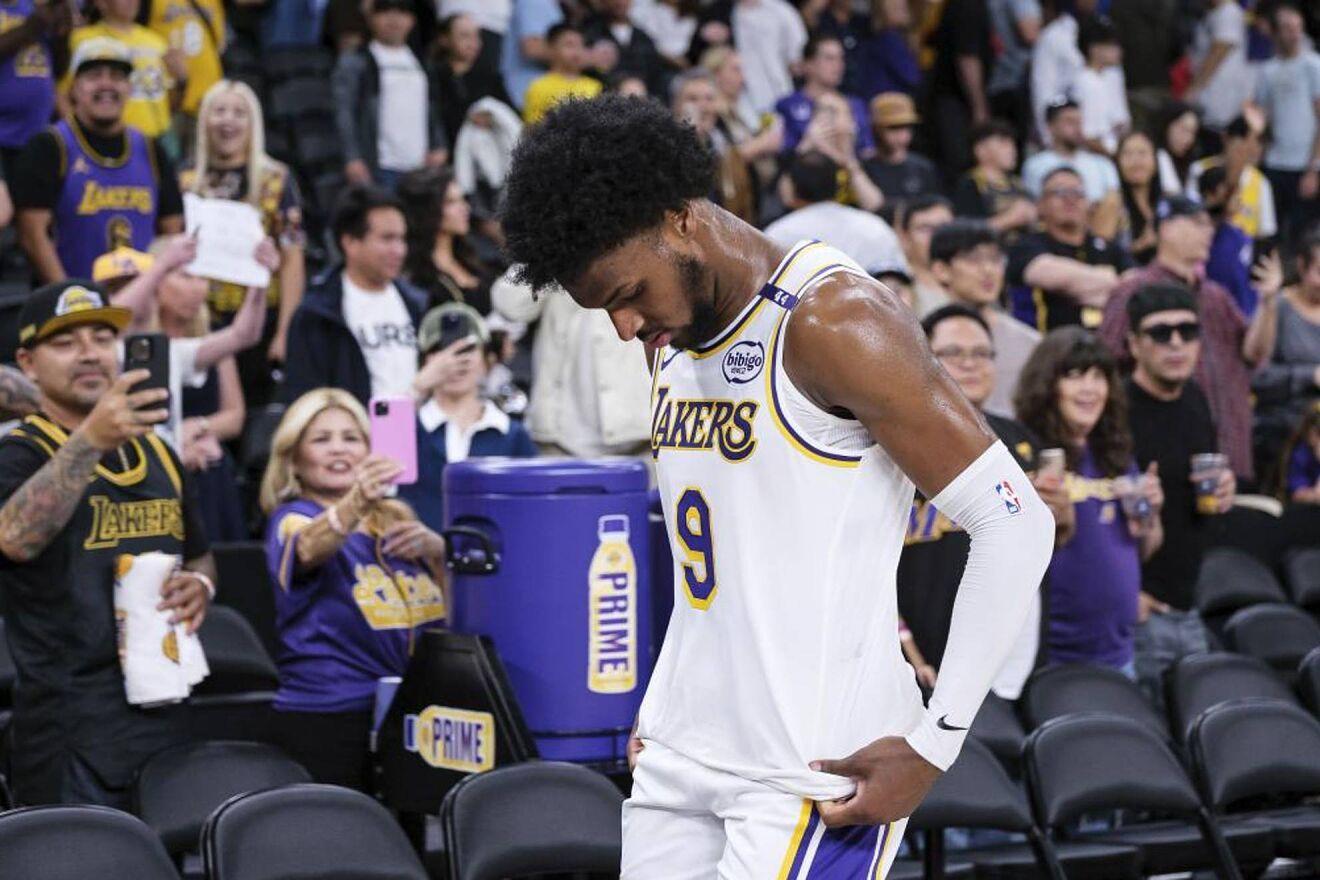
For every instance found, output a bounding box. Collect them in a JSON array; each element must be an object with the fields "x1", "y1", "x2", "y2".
[
  {"x1": 123, "y1": 333, "x2": 170, "y2": 405},
  {"x1": 370, "y1": 396, "x2": 418, "y2": 485}
]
